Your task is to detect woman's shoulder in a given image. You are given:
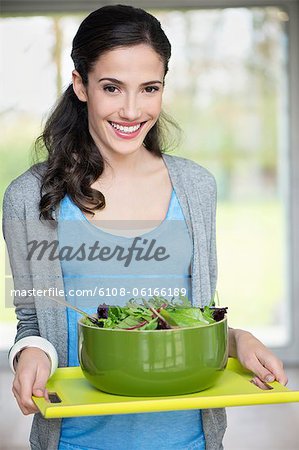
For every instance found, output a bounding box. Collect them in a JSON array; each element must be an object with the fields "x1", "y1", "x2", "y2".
[
  {"x1": 3, "y1": 162, "x2": 47, "y2": 213},
  {"x1": 162, "y1": 153, "x2": 216, "y2": 189},
  {"x1": 4, "y1": 162, "x2": 47, "y2": 198}
]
